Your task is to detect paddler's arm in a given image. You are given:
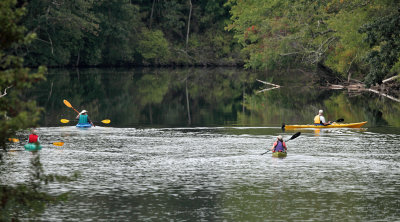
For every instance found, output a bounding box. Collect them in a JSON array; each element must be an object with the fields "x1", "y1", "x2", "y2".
[
  {"x1": 270, "y1": 141, "x2": 277, "y2": 151},
  {"x1": 88, "y1": 116, "x2": 95, "y2": 127},
  {"x1": 75, "y1": 114, "x2": 80, "y2": 120}
]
